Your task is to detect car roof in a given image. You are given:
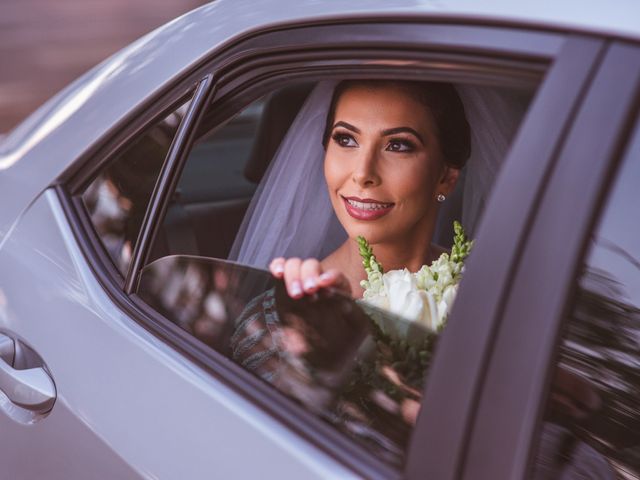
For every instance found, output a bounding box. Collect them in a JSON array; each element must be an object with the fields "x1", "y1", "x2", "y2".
[
  {"x1": 213, "y1": 0, "x2": 640, "y2": 40},
  {"x1": 0, "y1": 0, "x2": 637, "y2": 241}
]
